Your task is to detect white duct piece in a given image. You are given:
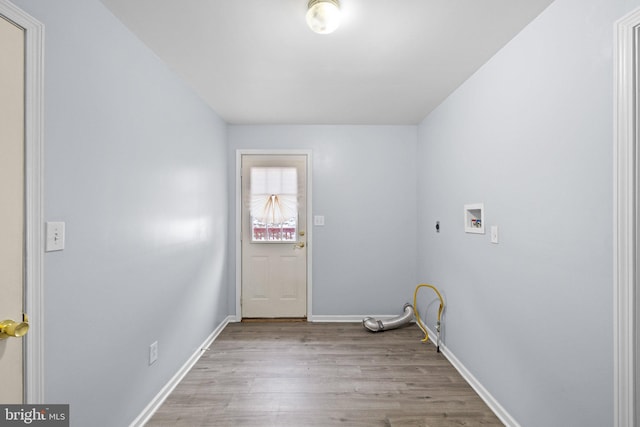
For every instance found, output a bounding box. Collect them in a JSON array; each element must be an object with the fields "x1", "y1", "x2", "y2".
[{"x1": 362, "y1": 303, "x2": 414, "y2": 332}]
